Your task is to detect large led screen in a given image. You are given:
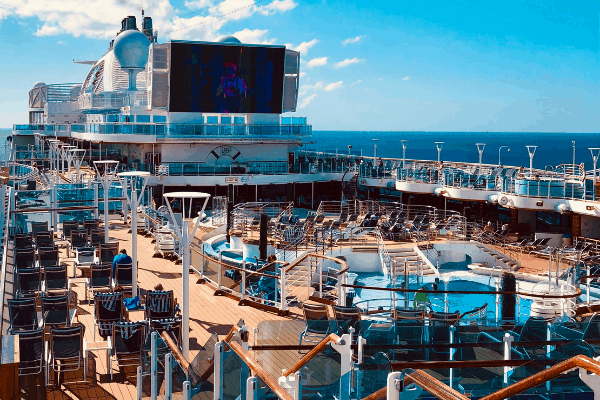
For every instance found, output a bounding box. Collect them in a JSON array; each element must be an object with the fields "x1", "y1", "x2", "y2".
[{"x1": 169, "y1": 42, "x2": 286, "y2": 114}]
